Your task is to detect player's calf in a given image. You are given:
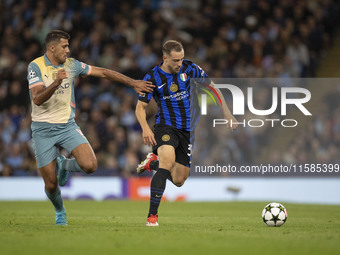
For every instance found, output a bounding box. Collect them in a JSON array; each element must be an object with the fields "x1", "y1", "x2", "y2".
[{"x1": 168, "y1": 164, "x2": 190, "y2": 187}]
